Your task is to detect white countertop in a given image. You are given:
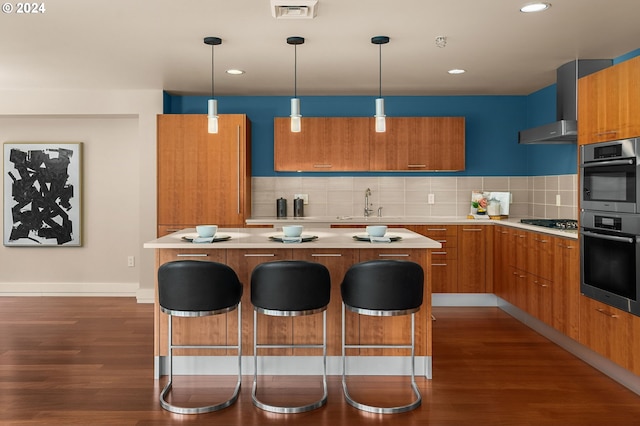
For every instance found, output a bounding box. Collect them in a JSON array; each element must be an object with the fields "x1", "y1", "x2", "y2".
[
  {"x1": 245, "y1": 216, "x2": 579, "y2": 239},
  {"x1": 144, "y1": 227, "x2": 443, "y2": 249}
]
